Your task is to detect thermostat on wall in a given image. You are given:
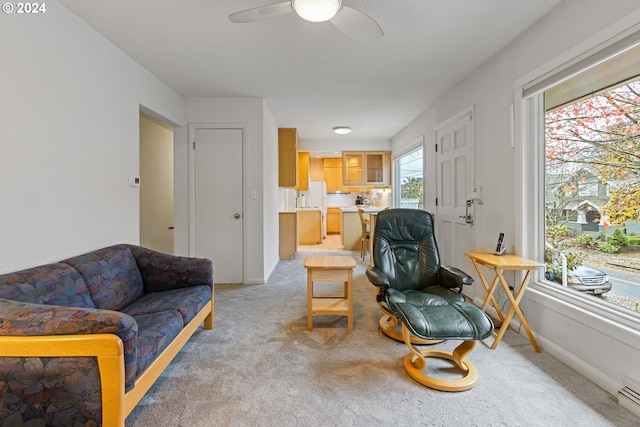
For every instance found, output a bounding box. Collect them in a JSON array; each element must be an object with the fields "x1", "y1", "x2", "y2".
[{"x1": 129, "y1": 175, "x2": 141, "y2": 187}]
